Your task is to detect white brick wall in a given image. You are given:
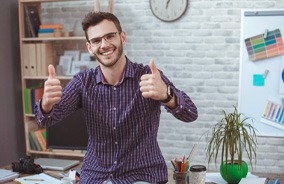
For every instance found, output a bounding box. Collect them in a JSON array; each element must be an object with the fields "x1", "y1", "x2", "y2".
[{"x1": 42, "y1": 0, "x2": 284, "y2": 174}]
